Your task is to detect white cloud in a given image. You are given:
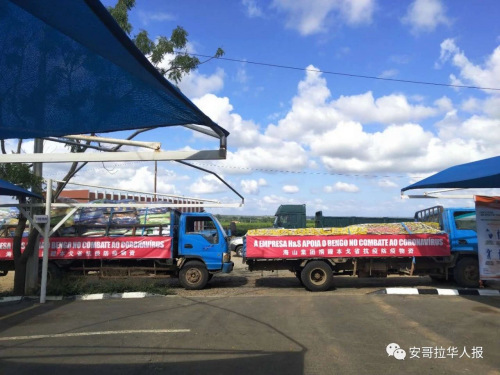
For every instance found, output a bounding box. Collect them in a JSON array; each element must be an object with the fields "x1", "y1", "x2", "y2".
[
  {"x1": 272, "y1": 0, "x2": 375, "y2": 36},
  {"x1": 461, "y1": 97, "x2": 481, "y2": 113},
  {"x1": 437, "y1": 39, "x2": 500, "y2": 91},
  {"x1": 378, "y1": 179, "x2": 398, "y2": 188},
  {"x1": 266, "y1": 67, "x2": 443, "y2": 144},
  {"x1": 313, "y1": 122, "x2": 433, "y2": 161},
  {"x1": 194, "y1": 94, "x2": 261, "y2": 147},
  {"x1": 379, "y1": 69, "x2": 398, "y2": 79},
  {"x1": 138, "y1": 11, "x2": 175, "y2": 26},
  {"x1": 483, "y1": 96, "x2": 500, "y2": 119},
  {"x1": 402, "y1": 0, "x2": 451, "y2": 34},
  {"x1": 189, "y1": 175, "x2": 226, "y2": 194},
  {"x1": 242, "y1": 0, "x2": 263, "y2": 18},
  {"x1": 324, "y1": 182, "x2": 360, "y2": 193},
  {"x1": 177, "y1": 68, "x2": 225, "y2": 98},
  {"x1": 262, "y1": 64, "x2": 500, "y2": 175},
  {"x1": 241, "y1": 178, "x2": 267, "y2": 194},
  {"x1": 282, "y1": 185, "x2": 299, "y2": 193},
  {"x1": 332, "y1": 91, "x2": 440, "y2": 124},
  {"x1": 226, "y1": 141, "x2": 308, "y2": 172},
  {"x1": 252, "y1": 195, "x2": 301, "y2": 212}
]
